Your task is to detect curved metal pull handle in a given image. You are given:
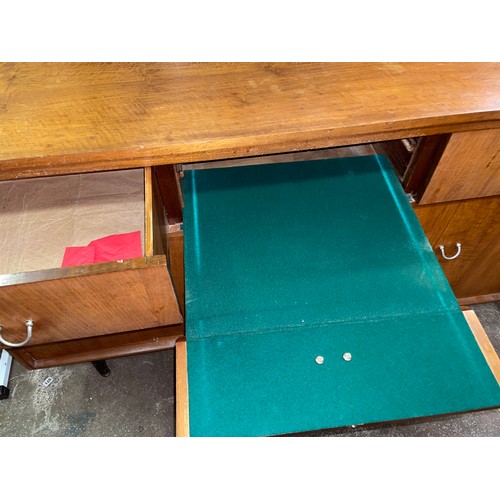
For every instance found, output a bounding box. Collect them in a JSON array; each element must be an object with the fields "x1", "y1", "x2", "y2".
[
  {"x1": 439, "y1": 243, "x2": 462, "y2": 260},
  {"x1": 0, "y1": 320, "x2": 34, "y2": 348}
]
